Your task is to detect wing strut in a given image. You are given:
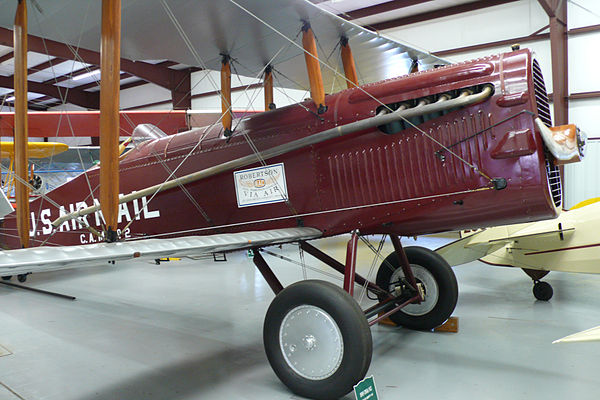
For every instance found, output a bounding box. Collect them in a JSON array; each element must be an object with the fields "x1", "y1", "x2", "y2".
[
  {"x1": 264, "y1": 65, "x2": 274, "y2": 111},
  {"x1": 221, "y1": 55, "x2": 233, "y2": 136},
  {"x1": 301, "y1": 22, "x2": 326, "y2": 114},
  {"x1": 340, "y1": 36, "x2": 358, "y2": 89},
  {"x1": 99, "y1": 0, "x2": 121, "y2": 242},
  {"x1": 13, "y1": 0, "x2": 29, "y2": 248}
]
